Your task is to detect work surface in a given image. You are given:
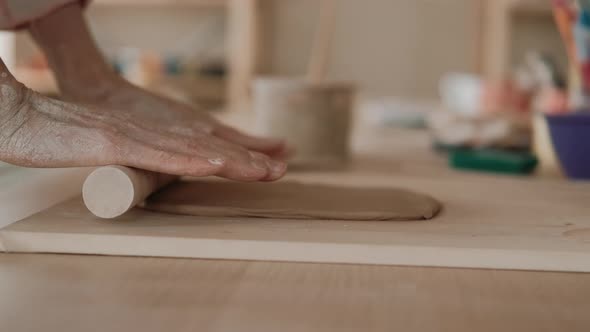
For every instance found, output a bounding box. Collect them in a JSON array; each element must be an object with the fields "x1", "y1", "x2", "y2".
[
  {"x1": 3, "y1": 127, "x2": 590, "y2": 271},
  {"x1": 1, "y1": 126, "x2": 590, "y2": 331}
]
